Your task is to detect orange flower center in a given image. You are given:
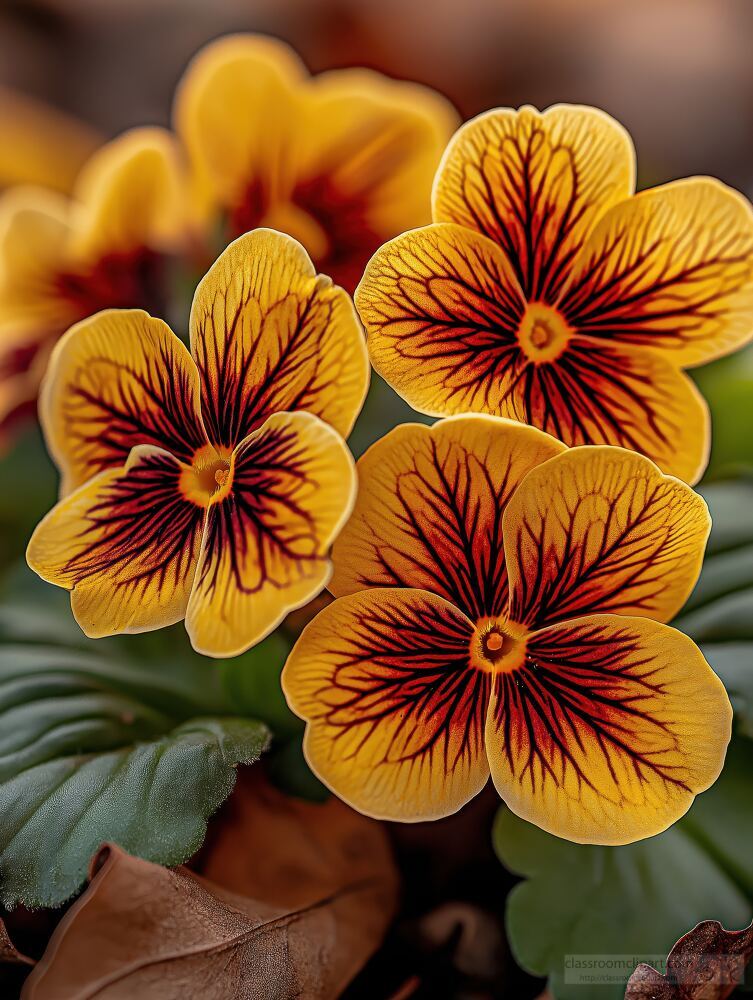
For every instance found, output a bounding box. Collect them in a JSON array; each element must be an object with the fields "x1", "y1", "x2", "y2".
[
  {"x1": 471, "y1": 618, "x2": 528, "y2": 674},
  {"x1": 180, "y1": 444, "x2": 233, "y2": 507},
  {"x1": 517, "y1": 303, "x2": 572, "y2": 363}
]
